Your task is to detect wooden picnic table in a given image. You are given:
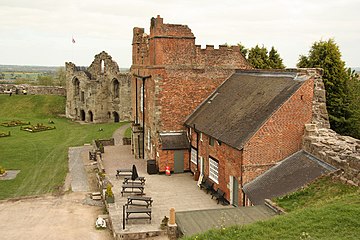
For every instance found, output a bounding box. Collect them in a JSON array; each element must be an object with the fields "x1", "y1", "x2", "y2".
[
  {"x1": 125, "y1": 207, "x2": 152, "y2": 222},
  {"x1": 123, "y1": 176, "x2": 146, "y2": 185},
  {"x1": 116, "y1": 169, "x2": 132, "y2": 179},
  {"x1": 127, "y1": 196, "x2": 153, "y2": 207},
  {"x1": 121, "y1": 183, "x2": 144, "y2": 196}
]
